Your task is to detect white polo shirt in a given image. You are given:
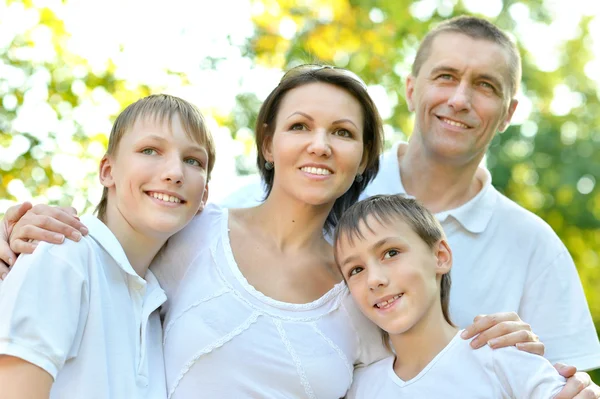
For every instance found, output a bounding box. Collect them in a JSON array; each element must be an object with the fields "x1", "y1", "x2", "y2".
[
  {"x1": 0, "y1": 215, "x2": 167, "y2": 399},
  {"x1": 348, "y1": 330, "x2": 566, "y2": 398},
  {"x1": 361, "y1": 142, "x2": 600, "y2": 370}
]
